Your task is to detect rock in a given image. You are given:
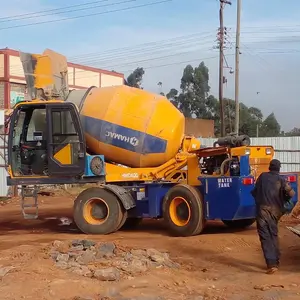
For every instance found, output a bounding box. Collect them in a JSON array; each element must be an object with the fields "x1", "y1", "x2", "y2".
[
  {"x1": 112, "y1": 260, "x2": 129, "y2": 269},
  {"x1": 254, "y1": 285, "x2": 271, "y2": 291},
  {"x1": 123, "y1": 252, "x2": 133, "y2": 261},
  {"x1": 52, "y1": 240, "x2": 69, "y2": 253},
  {"x1": 56, "y1": 253, "x2": 69, "y2": 263},
  {"x1": 49, "y1": 250, "x2": 60, "y2": 261},
  {"x1": 52, "y1": 240, "x2": 64, "y2": 249},
  {"x1": 254, "y1": 284, "x2": 284, "y2": 291},
  {"x1": 76, "y1": 250, "x2": 96, "y2": 265},
  {"x1": 163, "y1": 259, "x2": 180, "y2": 269},
  {"x1": 150, "y1": 254, "x2": 167, "y2": 264},
  {"x1": 147, "y1": 249, "x2": 169, "y2": 264},
  {"x1": 72, "y1": 240, "x2": 85, "y2": 247},
  {"x1": 96, "y1": 242, "x2": 116, "y2": 258},
  {"x1": 68, "y1": 251, "x2": 82, "y2": 260},
  {"x1": 82, "y1": 240, "x2": 96, "y2": 249},
  {"x1": 146, "y1": 248, "x2": 162, "y2": 257},
  {"x1": 131, "y1": 249, "x2": 147, "y2": 257},
  {"x1": 55, "y1": 261, "x2": 69, "y2": 270},
  {"x1": 121, "y1": 259, "x2": 148, "y2": 274},
  {"x1": 69, "y1": 245, "x2": 84, "y2": 252},
  {"x1": 71, "y1": 266, "x2": 92, "y2": 277},
  {"x1": 94, "y1": 267, "x2": 120, "y2": 281},
  {"x1": 68, "y1": 261, "x2": 82, "y2": 268},
  {"x1": 72, "y1": 240, "x2": 95, "y2": 250},
  {"x1": 0, "y1": 266, "x2": 15, "y2": 277},
  {"x1": 73, "y1": 297, "x2": 94, "y2": 300}
]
